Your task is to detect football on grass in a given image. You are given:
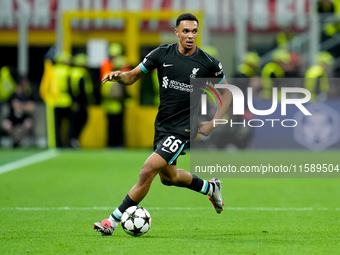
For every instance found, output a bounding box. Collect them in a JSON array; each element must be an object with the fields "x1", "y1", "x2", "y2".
[{"x1": 121, "y1": 206, "x2": 151, "y2": 236}]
